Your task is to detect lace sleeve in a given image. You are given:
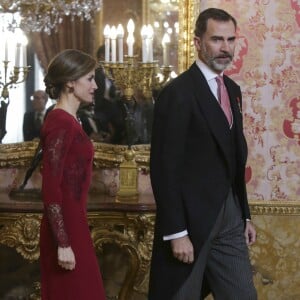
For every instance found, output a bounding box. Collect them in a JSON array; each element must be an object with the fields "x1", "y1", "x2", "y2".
[
  {"x1": 46, "y1": 203, "x2": 70, "y2": 247},
  {"x1": 41, "y1": 116, "x2": 75, "y2": 247}
]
